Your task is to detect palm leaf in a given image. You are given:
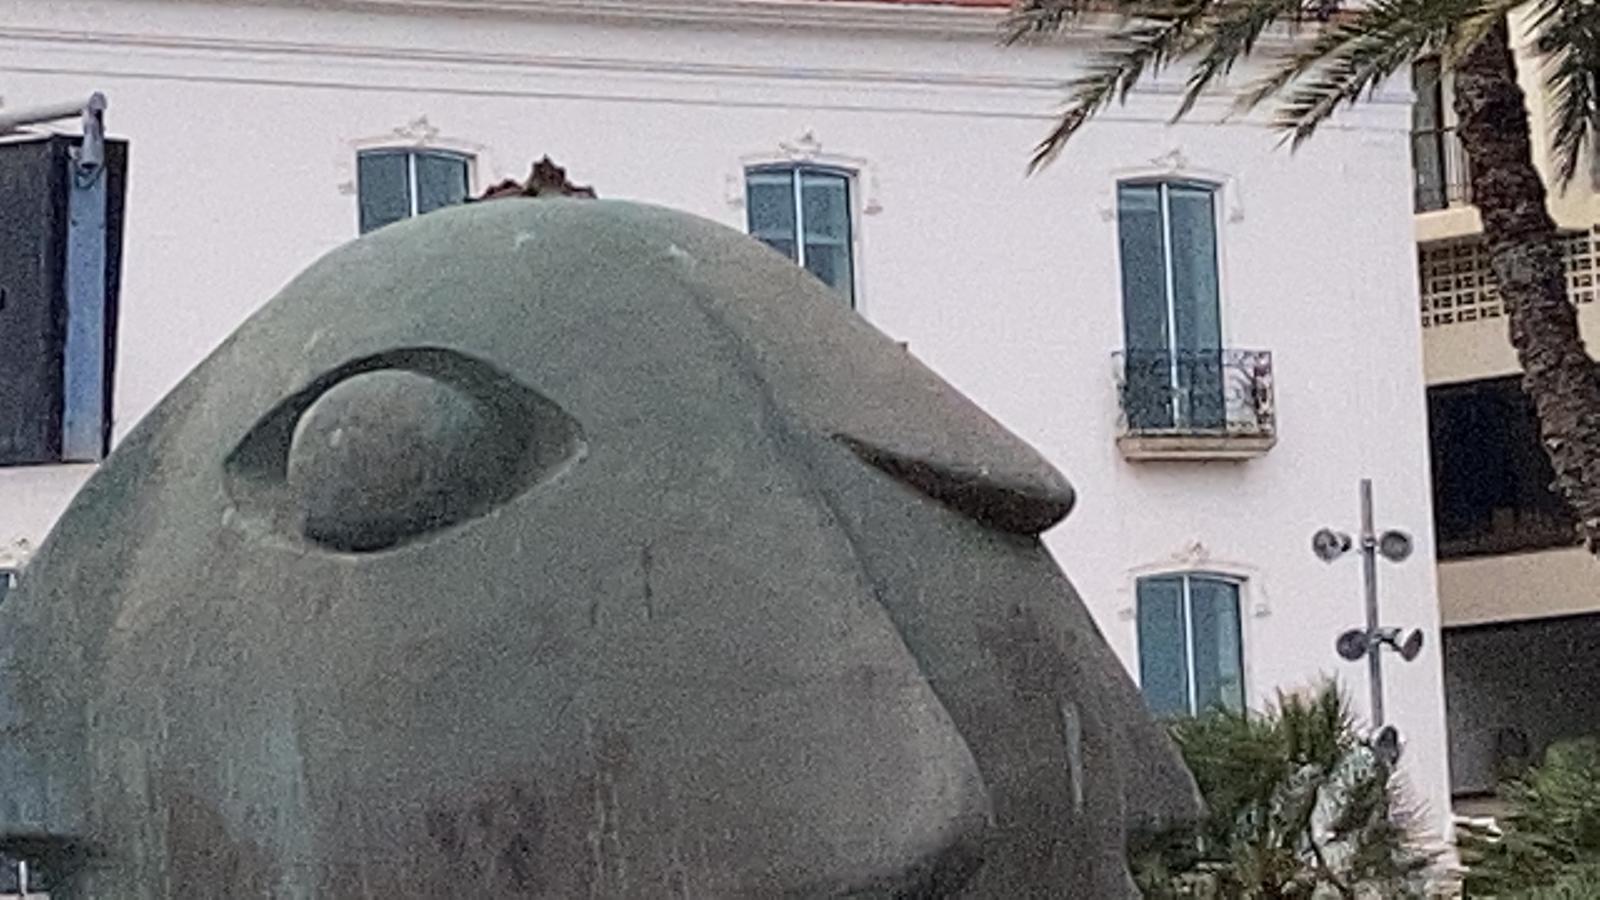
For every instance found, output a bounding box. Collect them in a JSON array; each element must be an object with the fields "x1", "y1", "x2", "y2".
[
  {"x1": 1459, "y1": 738, "x2": 1600, "y2": 896},
  {"x1": 1243, "y1": 0, "x2": 1484, "y2": 147},
  {"x1": 1005, "y1": 0, "x2": 1109, "y2": 44},
  {"x1": 1440, "y1": 0, "x2": 1523, "y2": 67},
  {"x1": 1528, "y1": 0, "x2": 1600, "y2": 185},
  {"x1": 1137, "y1": 679, "x2": 1429, "y2": 895},
  {"x1": 1015, "y1": 0, "x2": 1547, "y2": 168},
  {"x1": 1175, "y1": 0, "x2": 1312, "y2": 121},
  {"x1": 1021, "y1": 5, "x2": 1219, "y2": 171}
]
